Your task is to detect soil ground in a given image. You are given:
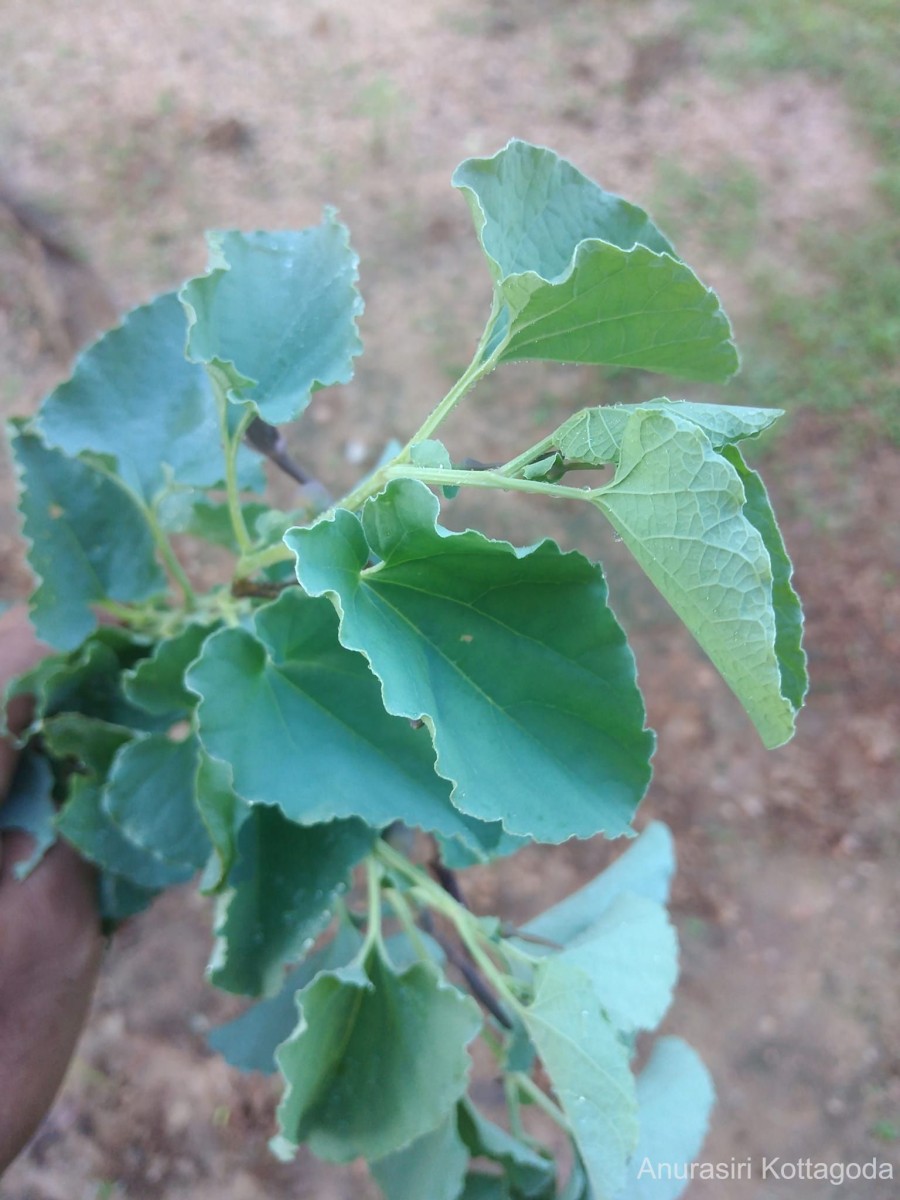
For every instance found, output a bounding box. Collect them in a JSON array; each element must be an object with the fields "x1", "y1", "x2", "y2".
[{"x1": 1, "y1": 2, "x2": 898, "y2": 1198}]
